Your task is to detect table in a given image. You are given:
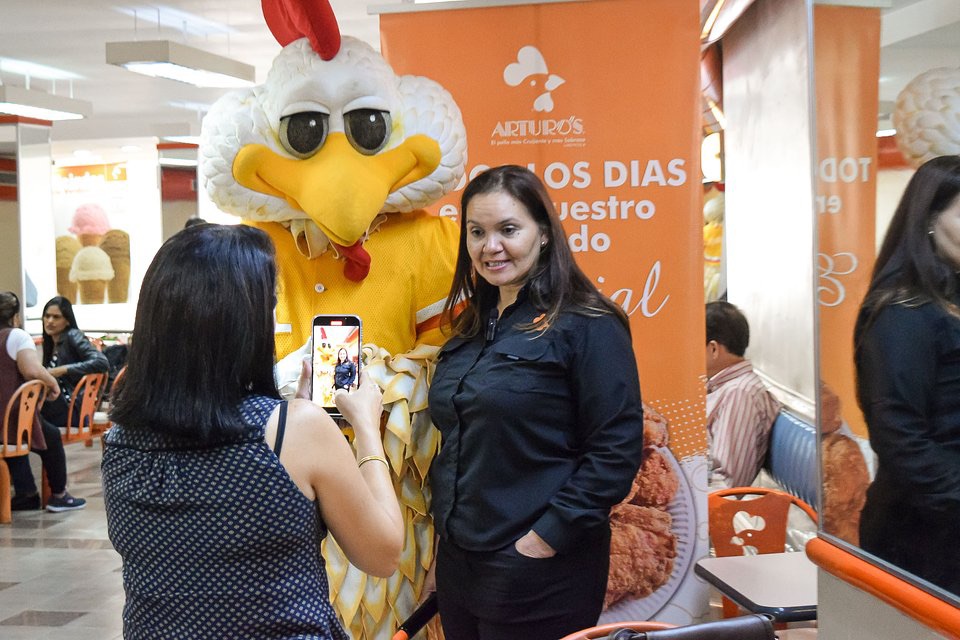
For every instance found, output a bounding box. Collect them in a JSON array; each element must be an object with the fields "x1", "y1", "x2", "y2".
[{"x1": 694, "y1": 551, "x2": 818, "y2": 622}]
